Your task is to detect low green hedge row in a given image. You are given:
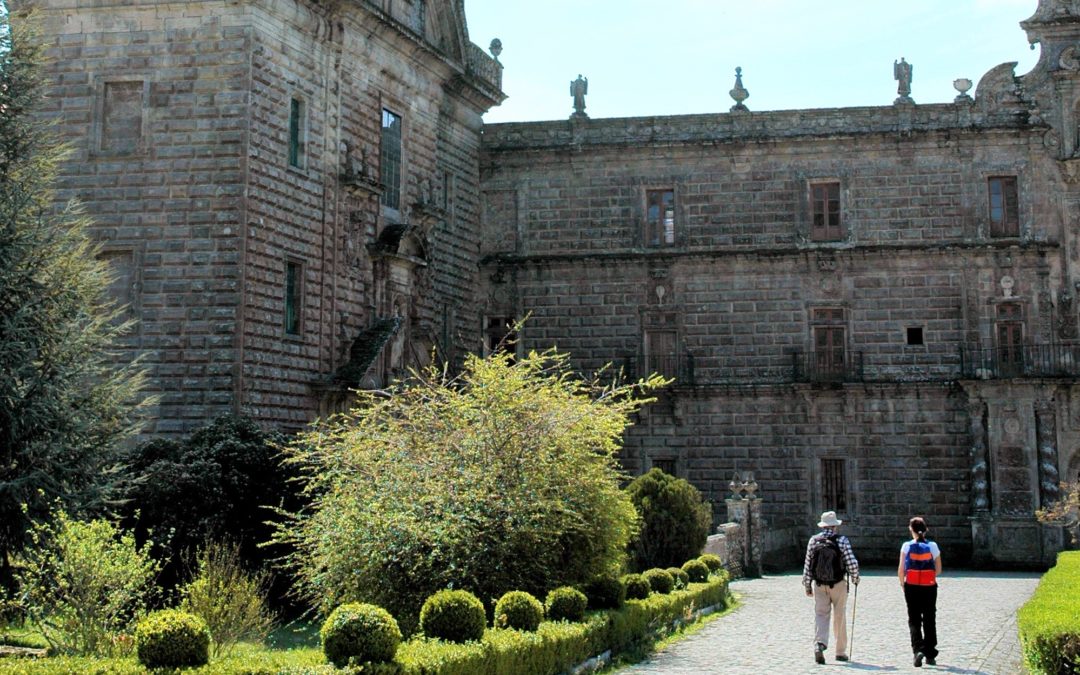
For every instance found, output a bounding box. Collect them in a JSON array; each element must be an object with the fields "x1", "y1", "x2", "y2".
[
  {"x1": 0, "y1": 576, "x2": 730, "y2": 675},
  {"x1": 1018, "y1": 551, "x2": 1080, "y2": 675}
]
